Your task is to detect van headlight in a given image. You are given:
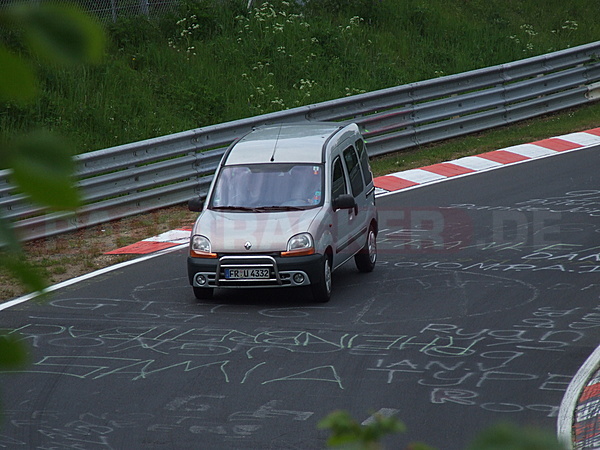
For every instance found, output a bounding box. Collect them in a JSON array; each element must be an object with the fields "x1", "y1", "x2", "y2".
[
  {"x1": 190, "y1": 235, "x2": 217, "y2": 258},
  {"x1": 282, "y1": 233, "x2": 315, "y2": 257}
]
